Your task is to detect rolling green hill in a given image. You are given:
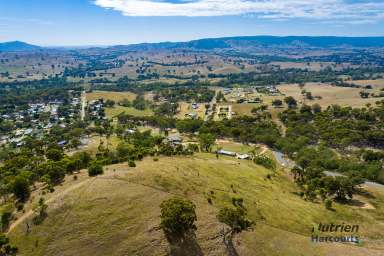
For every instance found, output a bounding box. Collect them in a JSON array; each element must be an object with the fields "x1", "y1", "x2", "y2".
[{"x1": 8, "y1": 154, "x2": 384, "y2": 255}]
